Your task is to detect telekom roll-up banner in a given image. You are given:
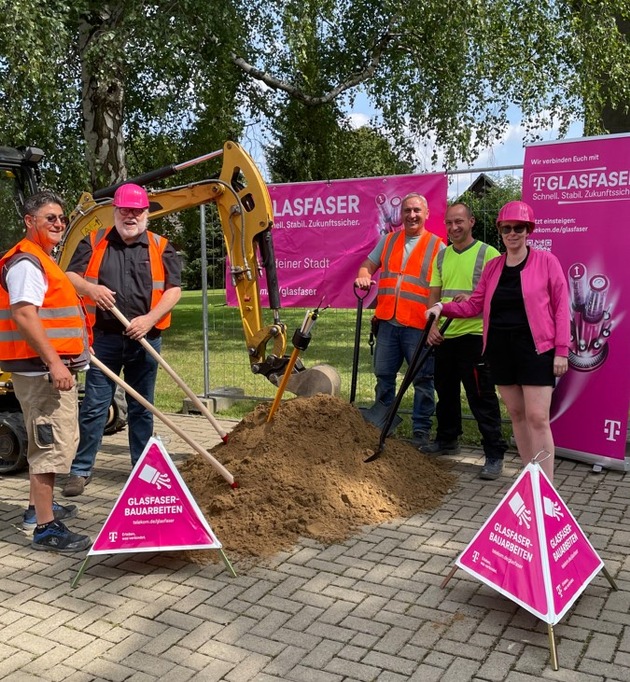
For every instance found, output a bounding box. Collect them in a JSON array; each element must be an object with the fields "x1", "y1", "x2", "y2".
[
  {"x1": 227, "y1": 173, "x2": 447, "y2": 309},
  {"x1": 522, "y1": 134, "x2": 630, "y2": 469}
]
